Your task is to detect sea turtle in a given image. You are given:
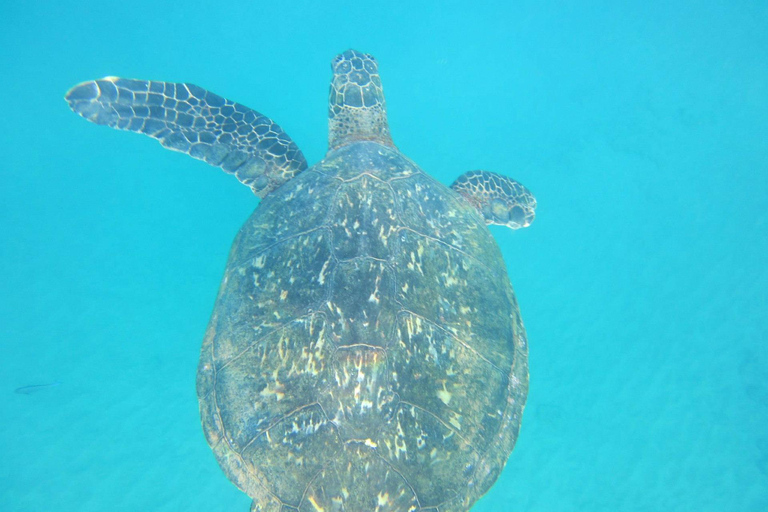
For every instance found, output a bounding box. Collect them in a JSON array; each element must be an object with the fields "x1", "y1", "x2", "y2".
[{"x1": 65, "y1": 49, "x2": 535, "y2": 511}]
